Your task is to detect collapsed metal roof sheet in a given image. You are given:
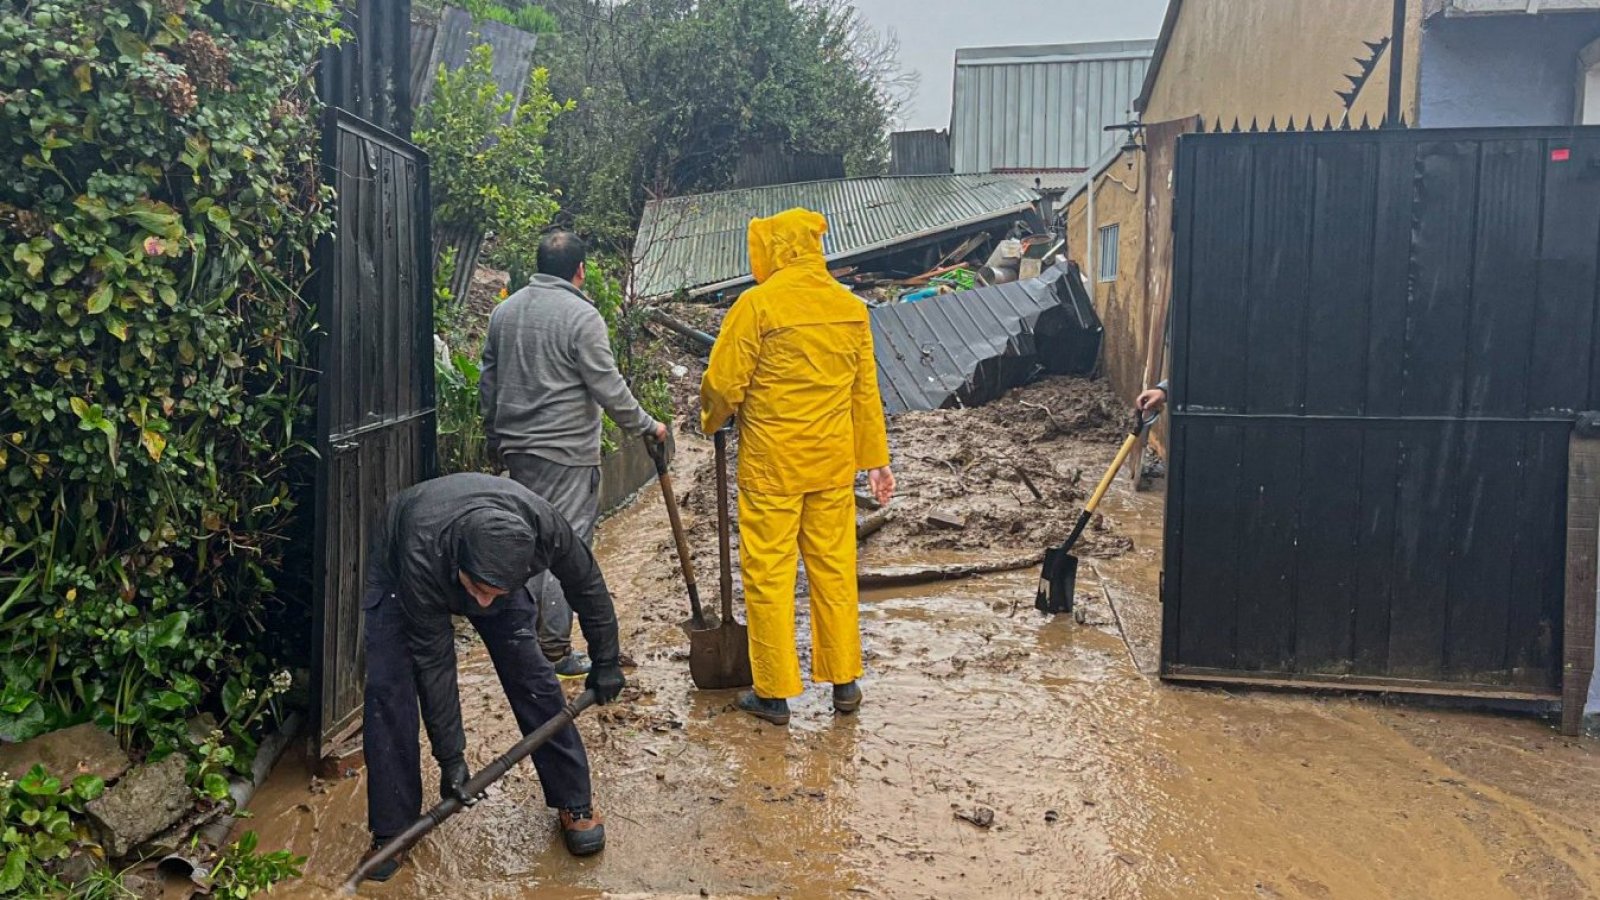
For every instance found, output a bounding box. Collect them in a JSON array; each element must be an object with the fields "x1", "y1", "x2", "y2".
[
  {"x1": 871, "y1": 262, "x2": 1103, "y2": 415},
  {"x1": 633, "y1": 175, "x2": 1040, "y2": 301},
  {"x1": 951, "y1": 39, "x2": 1154, "y2": 175}
]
